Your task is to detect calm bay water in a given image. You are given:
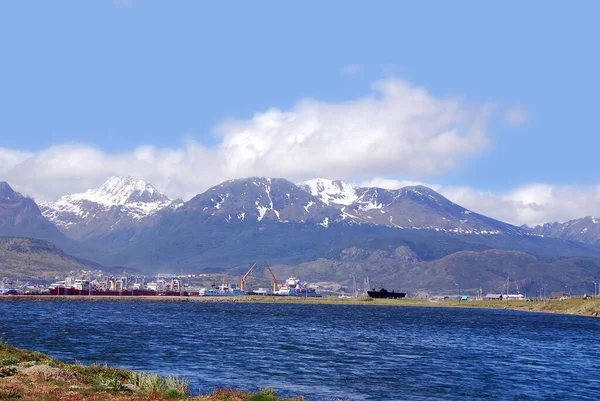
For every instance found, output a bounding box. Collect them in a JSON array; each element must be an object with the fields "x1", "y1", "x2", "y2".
[{"x1": 1, "y1": 300, "x2": 599, "y2": 400}]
